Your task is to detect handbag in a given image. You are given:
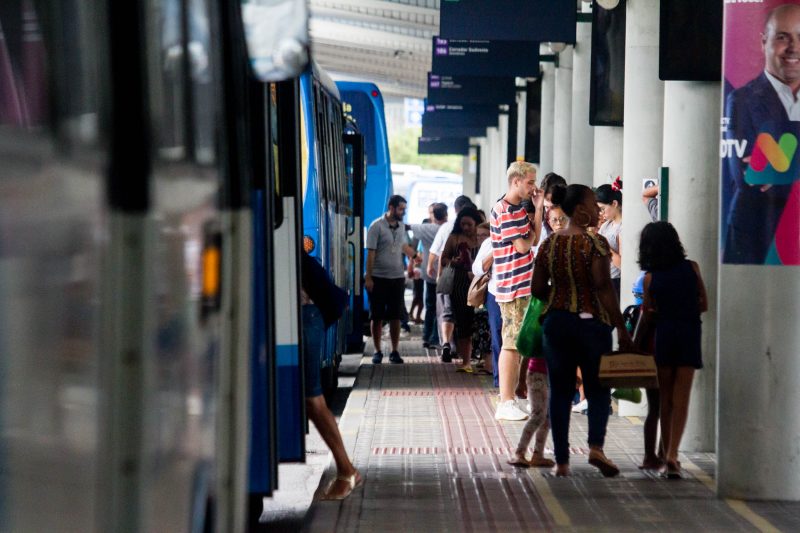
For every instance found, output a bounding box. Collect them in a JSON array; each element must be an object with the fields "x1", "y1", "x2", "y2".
[
  {"x1": 436, "y1": 265, "x2": 456, "y2": 295},
  {"x1": 599, "y1": 351, "x2": 658, "y2": 389},
  {"x1": 467, "y1": 272, "x2": 490, "y2": 307},
  {"x1": 515, "y1": 296, "x2": 546, "y2": 358}
]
